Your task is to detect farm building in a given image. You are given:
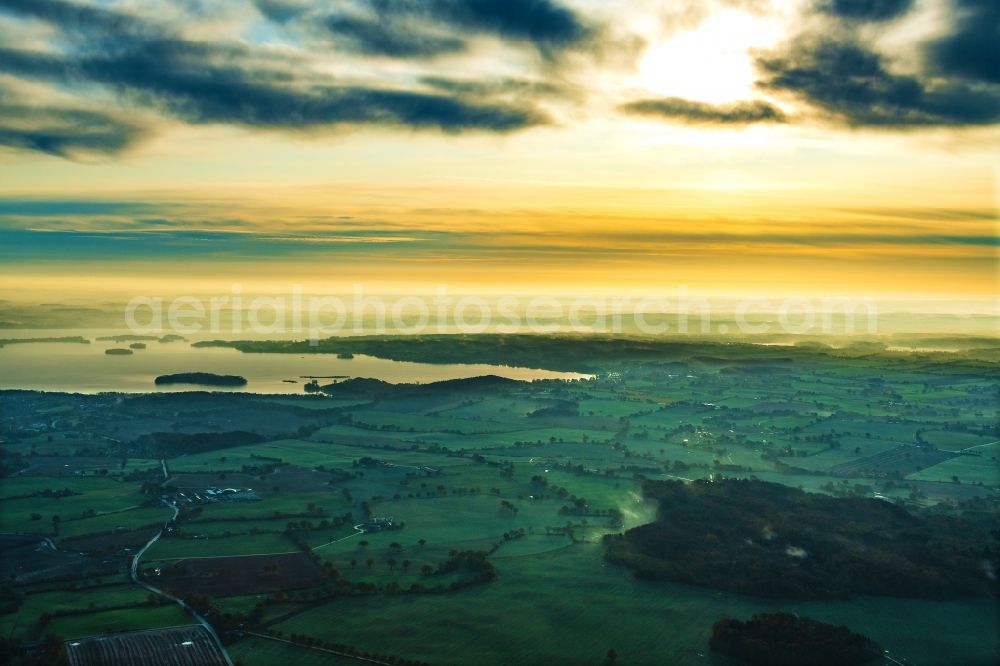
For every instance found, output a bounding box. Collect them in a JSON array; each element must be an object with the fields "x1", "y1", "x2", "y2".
[{"x1": 358, "y1": 516, "x2": 400, "y2": 533}]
